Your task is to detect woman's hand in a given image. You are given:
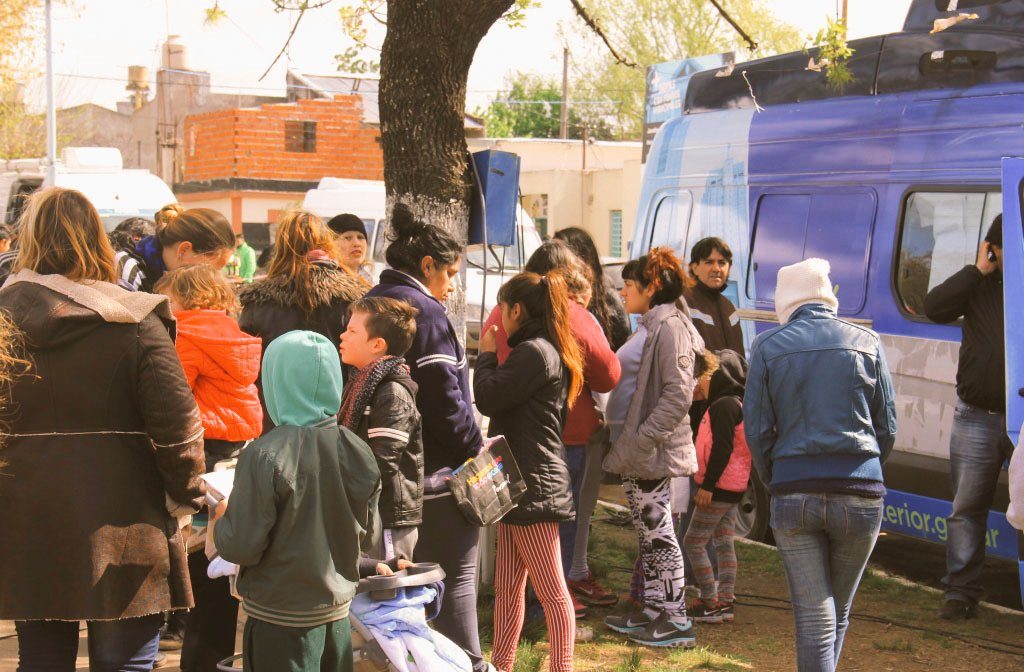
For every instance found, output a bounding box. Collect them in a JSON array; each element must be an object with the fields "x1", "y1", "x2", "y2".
[
  {"x1": 694, "y1": 488, "x2": 713, "y2": 508},
  {"x1": 375, "y1": 562, "x2": 395, "y2": 576},
  {"x1": 479, "y1": 325, "x2": 498, "y2": 354}
]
